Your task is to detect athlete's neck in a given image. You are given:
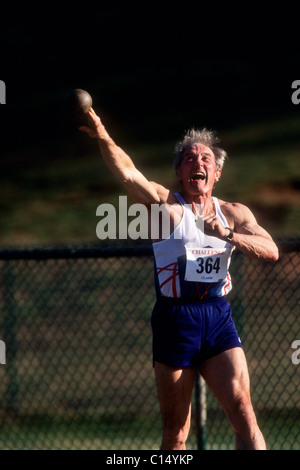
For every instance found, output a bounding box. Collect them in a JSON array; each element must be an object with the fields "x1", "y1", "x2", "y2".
[{"x1": 180, "y1": 191, "x2": 215, "y2": 216}]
